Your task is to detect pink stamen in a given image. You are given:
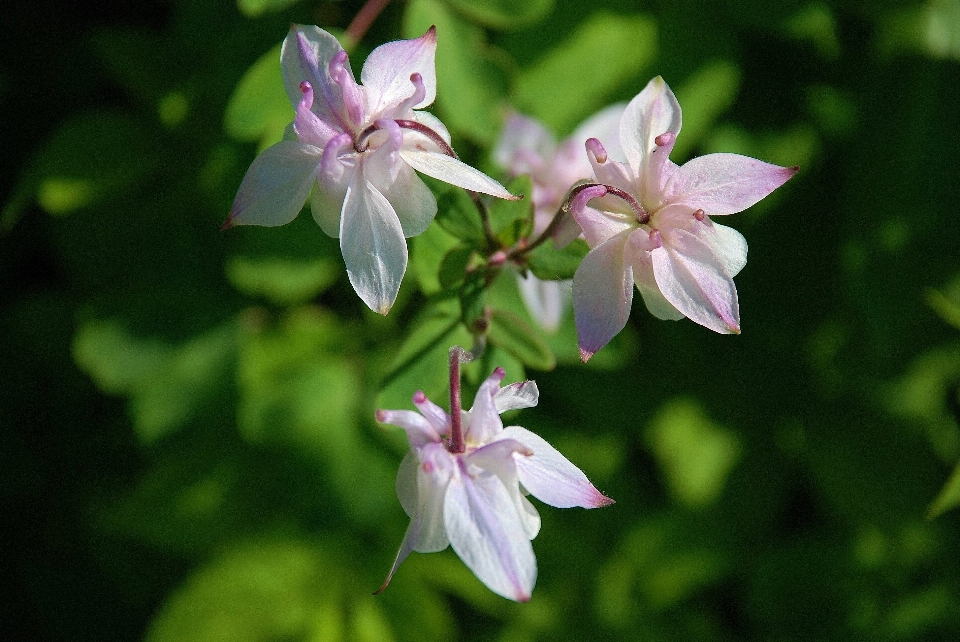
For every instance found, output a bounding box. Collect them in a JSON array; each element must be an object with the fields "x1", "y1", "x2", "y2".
[
  {"x1": 586, "y1": 137, "x2": 608, "y2": 163},
  {"x1": 422, "y1": 461, "x2": 434, "y2": 473},
  {"x1": 655, "y1": 132, "x2": 676, "y2": 147},
  {"x1": 694, "y1": 209, "x2": 705, "y2": 221},
  {"x1": 649, "y1": 229, "x2": 663, "y2": 248},
  {"x1": 413, "y1": 390, "x2": 427, "y2": 404}
]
